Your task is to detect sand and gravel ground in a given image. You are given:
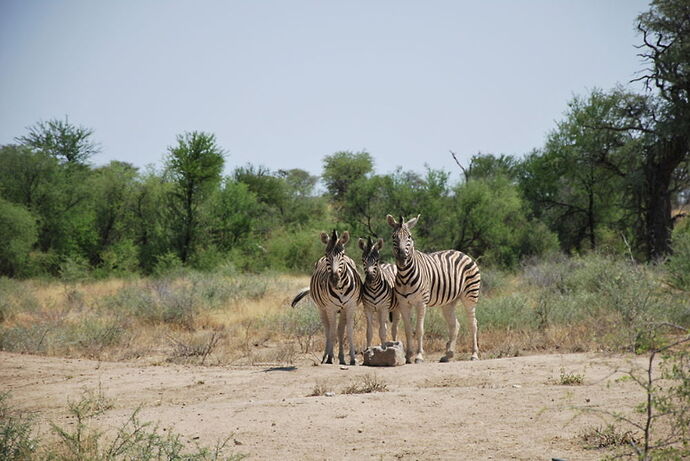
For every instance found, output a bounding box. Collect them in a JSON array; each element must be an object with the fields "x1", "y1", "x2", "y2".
[{"x1": 1, "y1": 351, "x2": 648, "y2": 460}]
